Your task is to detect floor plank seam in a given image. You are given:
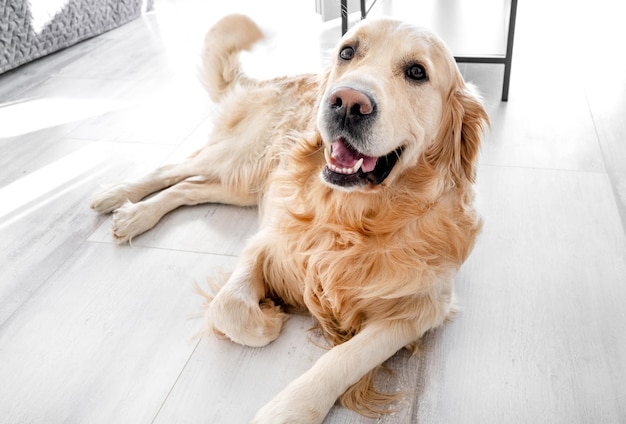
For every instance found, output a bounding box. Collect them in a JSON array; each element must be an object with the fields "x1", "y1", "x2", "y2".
[
  {"x1": 150, "y1": 338, "x2": 203, "y2": 424},
  {"x1": 85, "y1": 238, "x2": 243, "y2": 258}
]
